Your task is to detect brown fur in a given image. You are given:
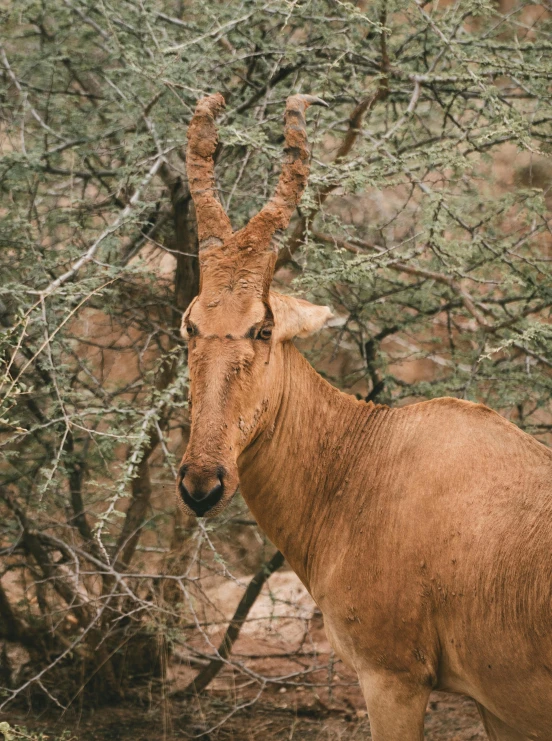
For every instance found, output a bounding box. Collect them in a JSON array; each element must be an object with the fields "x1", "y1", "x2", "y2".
[{"x1": 178, "y1": 94, "x2": 552, "y2": 740}]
